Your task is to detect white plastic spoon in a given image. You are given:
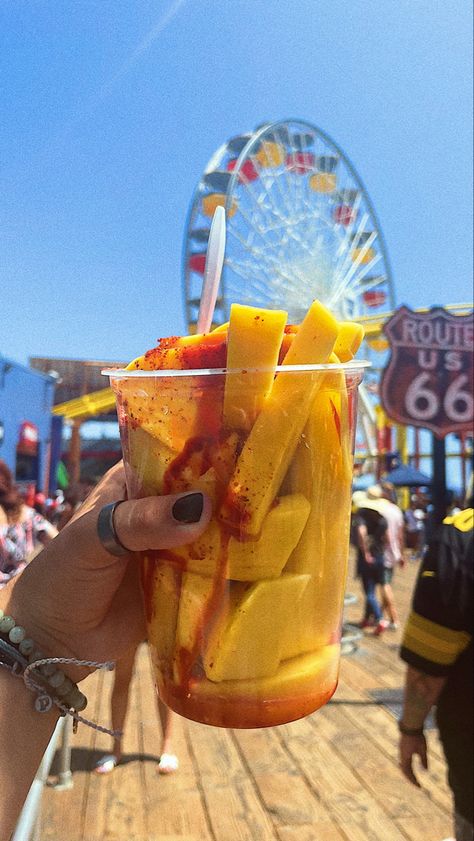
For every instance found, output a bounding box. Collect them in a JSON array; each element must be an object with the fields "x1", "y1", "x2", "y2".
[{"x1": 196, "y1": 205, "x2": 226, "y2": 334}]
